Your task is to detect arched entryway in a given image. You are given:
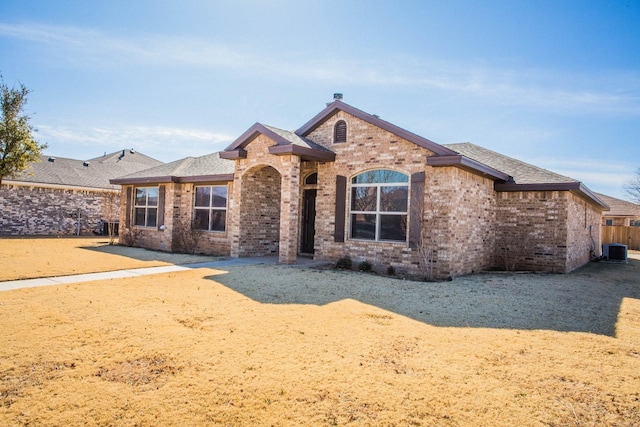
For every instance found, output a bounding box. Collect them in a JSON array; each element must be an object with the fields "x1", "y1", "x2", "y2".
[{"x1": 237, "y1": 165, "x2": 282, "y2": 257}]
